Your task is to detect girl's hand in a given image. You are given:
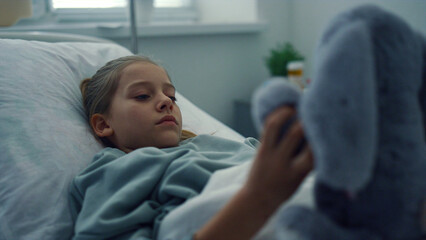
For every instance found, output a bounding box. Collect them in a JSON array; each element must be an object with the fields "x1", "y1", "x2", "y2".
[
  {"x1": 243, "y1": 106, "x2": 314, "y2": 207},
  {"x1": 193, "y1": 106, "x2": 314, "y2": 240}
]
